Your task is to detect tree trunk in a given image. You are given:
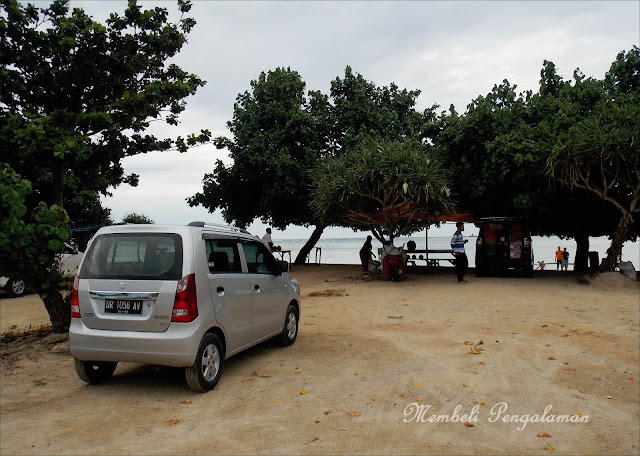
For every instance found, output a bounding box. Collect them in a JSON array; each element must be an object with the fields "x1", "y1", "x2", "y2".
[
  {"x1": 574, "y1": 233, "x2": 589, "y2": 273},
  {"x1": 294, "y1": 224, "x2": 326, "y2": 265},
  {"x1": 599, "y1": 213, "x2": 631, "y2": 272},
  {"x1": 42, "y1": 289, "x2": 70, "y2": 333}
]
